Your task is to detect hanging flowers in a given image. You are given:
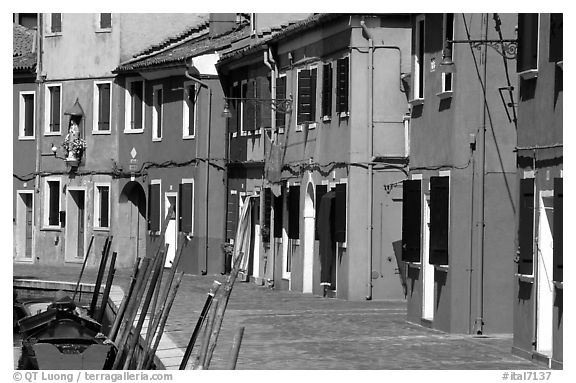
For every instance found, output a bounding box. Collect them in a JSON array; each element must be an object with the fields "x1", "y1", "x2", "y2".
[{"x1": 62, "y1": 136, "x2": 87, "y2": 160}]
